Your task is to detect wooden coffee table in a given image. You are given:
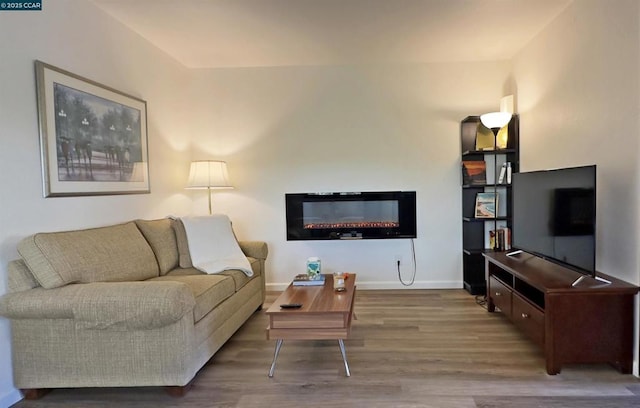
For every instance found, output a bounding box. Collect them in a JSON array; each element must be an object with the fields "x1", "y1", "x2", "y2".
[{"x1": 266, "y1": 273, "x2": 356, "y2": 377}]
